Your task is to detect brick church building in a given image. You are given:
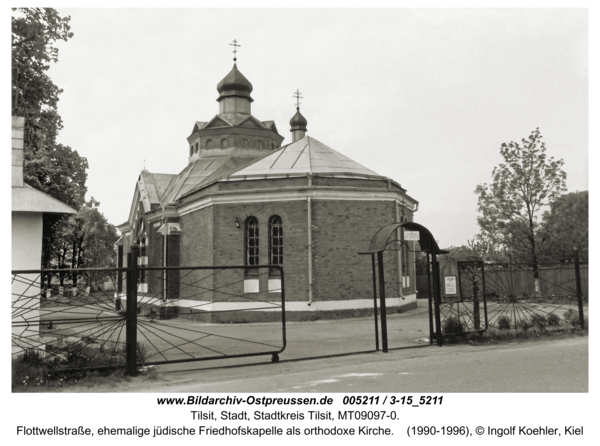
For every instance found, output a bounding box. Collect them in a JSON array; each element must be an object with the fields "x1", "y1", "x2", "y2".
[{"x1": 117, "y1": 57, "x2": 419, "y2": 321}]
